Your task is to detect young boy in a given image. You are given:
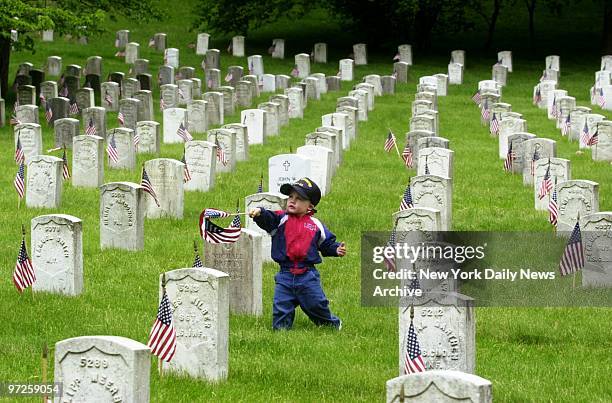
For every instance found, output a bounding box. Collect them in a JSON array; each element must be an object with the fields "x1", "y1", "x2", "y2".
[{"x1": 249, "y1": 177, "x2": 346, "y2": 330}]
